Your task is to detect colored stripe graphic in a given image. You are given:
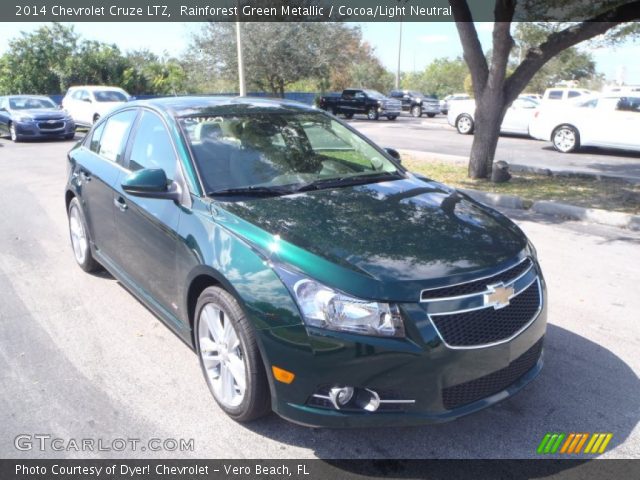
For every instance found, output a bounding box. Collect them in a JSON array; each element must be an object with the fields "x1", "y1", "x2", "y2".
[{"x1": 538, "y1": 433, "x2": 613, "y2": 454}]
